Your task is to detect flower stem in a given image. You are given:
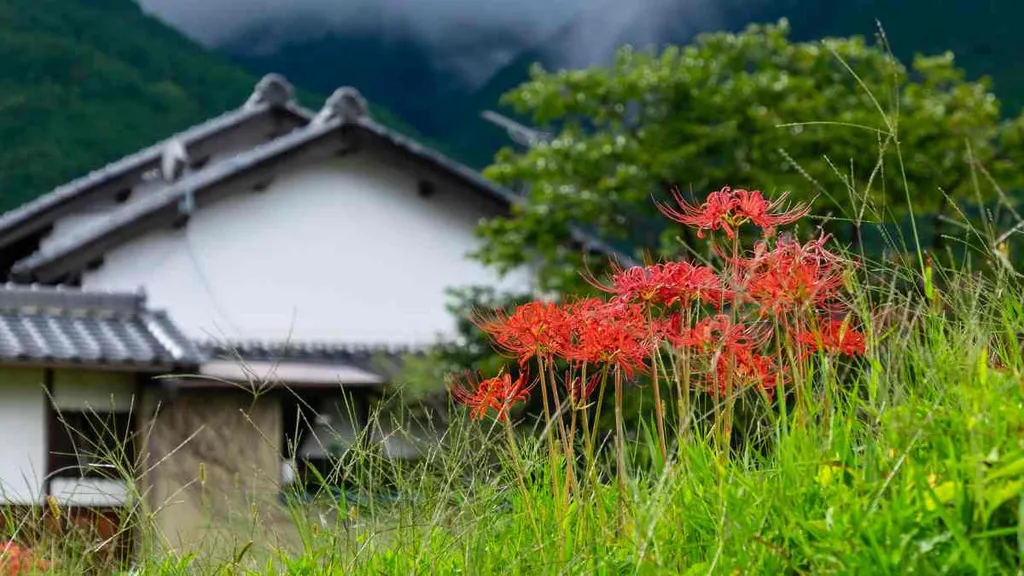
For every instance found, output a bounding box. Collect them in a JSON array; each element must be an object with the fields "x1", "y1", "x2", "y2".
[
  {"x1": 646, "y1": 308, "x2": 668, "y2": 462},
  {"x1": 589, "y1": 368, "x2": 611, "y2": 457},
  {"x1": 564, "y1": 405, "x2": 578, "y2": 507},
  {"x1": 537, "y1": 357, "x2": 563, "y2": 513},
  {"x1": 548, "y1": 361, "x2": 574, "y2": 490},
  {"x1": 504, "y1": 416, "x2": 541, "y2": 542},
  {"x1": 613, "y1": 368, "x2": 628, "y2": 532}
]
